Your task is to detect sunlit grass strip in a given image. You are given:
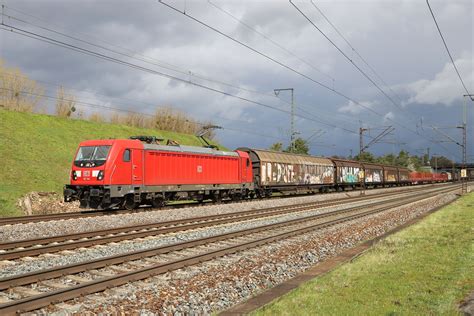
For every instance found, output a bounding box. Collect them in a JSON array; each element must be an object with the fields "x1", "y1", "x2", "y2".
[{"x1": 254, "y1": 193, "x2": 474, "y2": 315}]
